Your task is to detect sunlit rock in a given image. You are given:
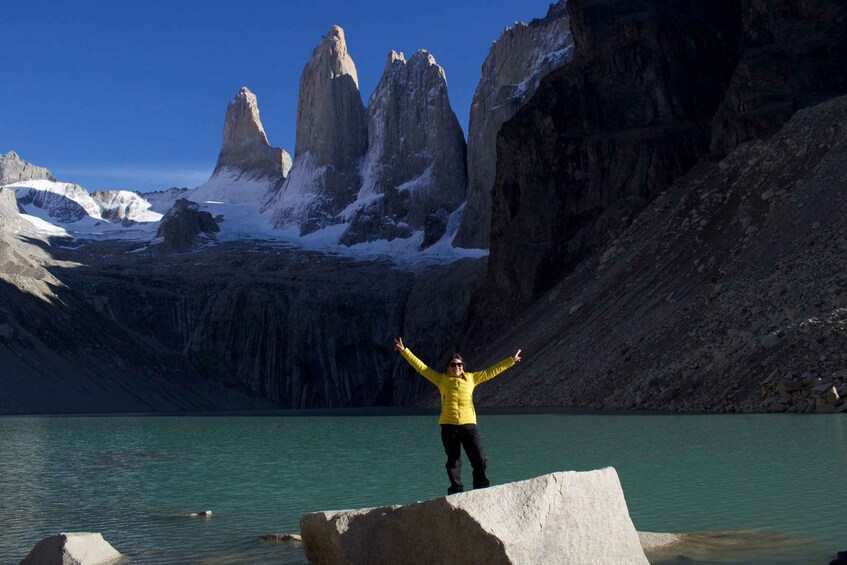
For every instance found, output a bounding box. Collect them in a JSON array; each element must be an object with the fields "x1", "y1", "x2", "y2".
[
  {"x1": 300, "y1": 467, "x2": 648, "y2": 564},
  {"x1": 20, "y1": 532, "x2": 121, "y2": 565}
]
